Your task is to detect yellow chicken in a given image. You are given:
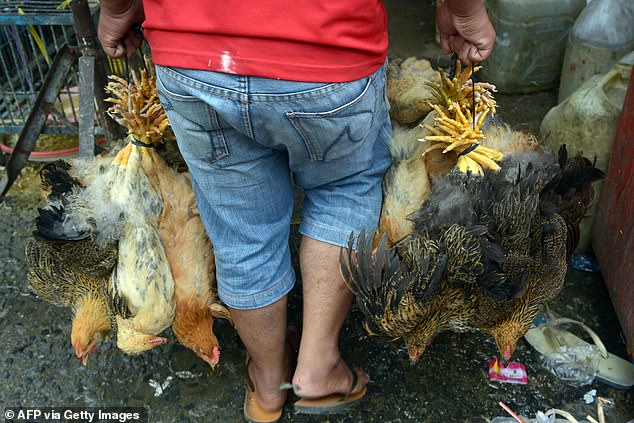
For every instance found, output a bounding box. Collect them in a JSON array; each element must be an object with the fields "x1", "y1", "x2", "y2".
[
  {"x1": 105, "y1": 64, "x2": 176, "y2": 354},
  {"x1": 105, "y1": 60, "x2": 231, "y2": 360},
  {"x1": 387, "y1": 57, "x2": 441, "y2": 126},
  {"x1": 378, "y1": 122, "x2": 431, "y2": 247}
]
